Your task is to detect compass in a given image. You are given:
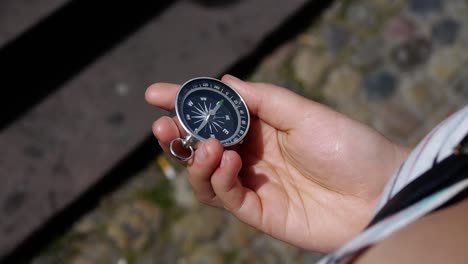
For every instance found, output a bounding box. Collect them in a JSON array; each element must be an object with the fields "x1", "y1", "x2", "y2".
[{"x1": 170, "y1": 77, "x2": 250, "y2": 161}]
